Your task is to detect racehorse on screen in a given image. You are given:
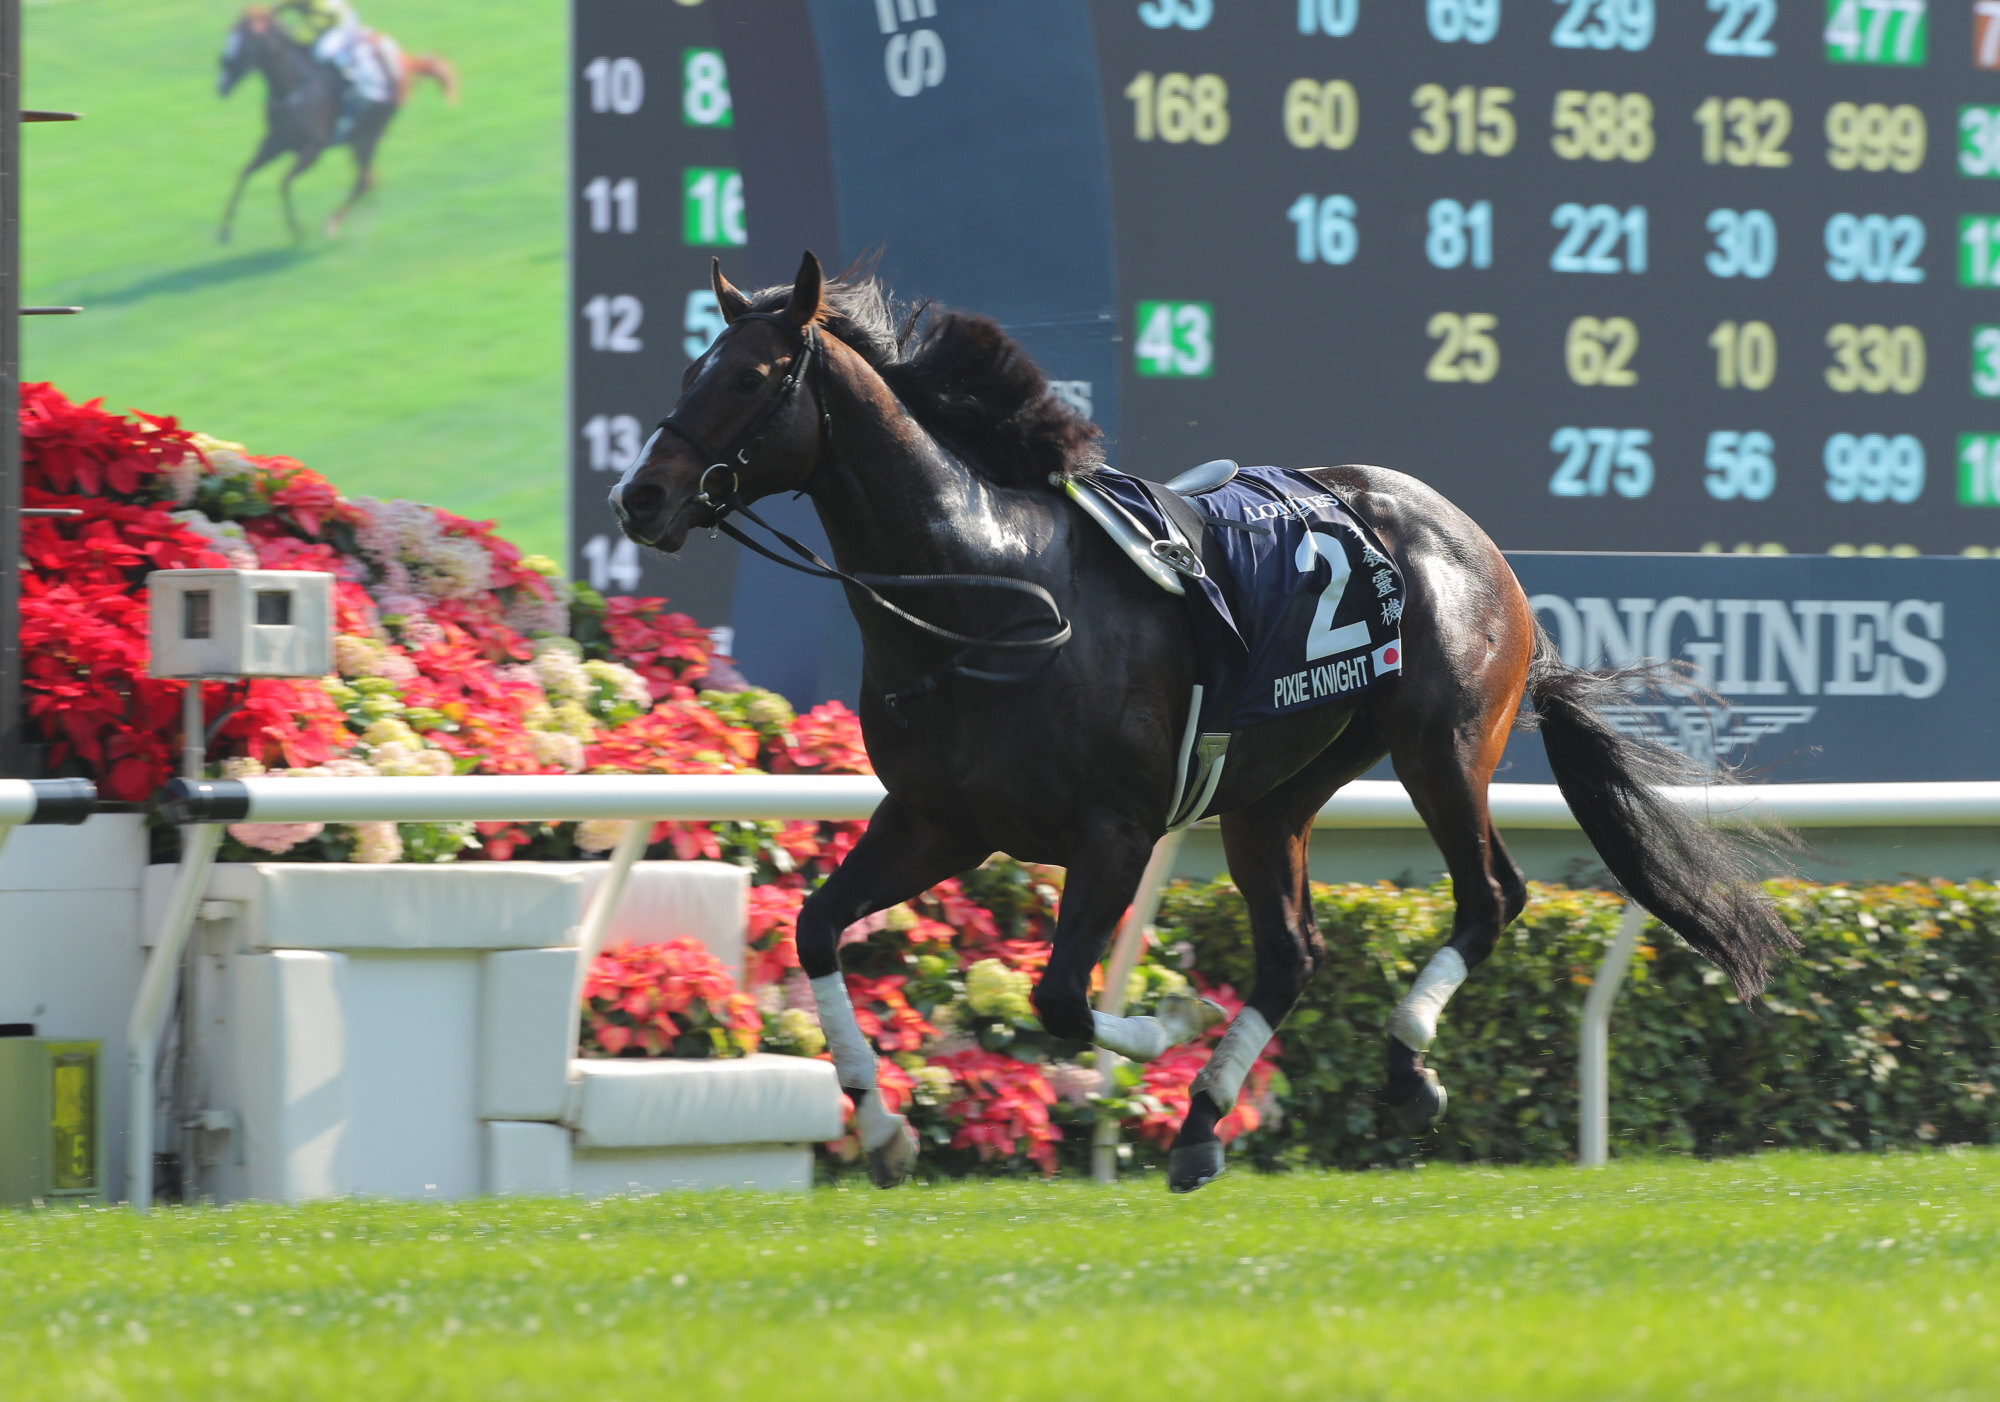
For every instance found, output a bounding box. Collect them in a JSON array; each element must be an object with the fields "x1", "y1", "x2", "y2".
[{"x1": 612, "y1": 253, "x2": 1795, "y2": 1193}]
